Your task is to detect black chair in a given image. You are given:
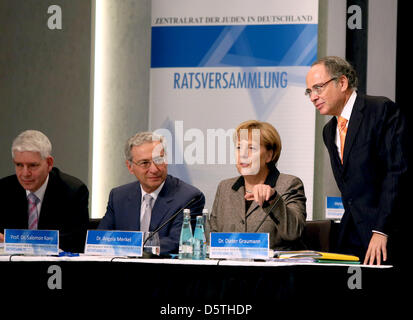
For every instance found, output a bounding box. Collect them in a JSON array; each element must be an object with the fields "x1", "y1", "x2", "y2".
[
  {"x1": 88, "y1": 218, "x2": 101, "y2": 230},
  {"x1": 303, "y1": 220, "x2": 334, "y2": 252}
]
